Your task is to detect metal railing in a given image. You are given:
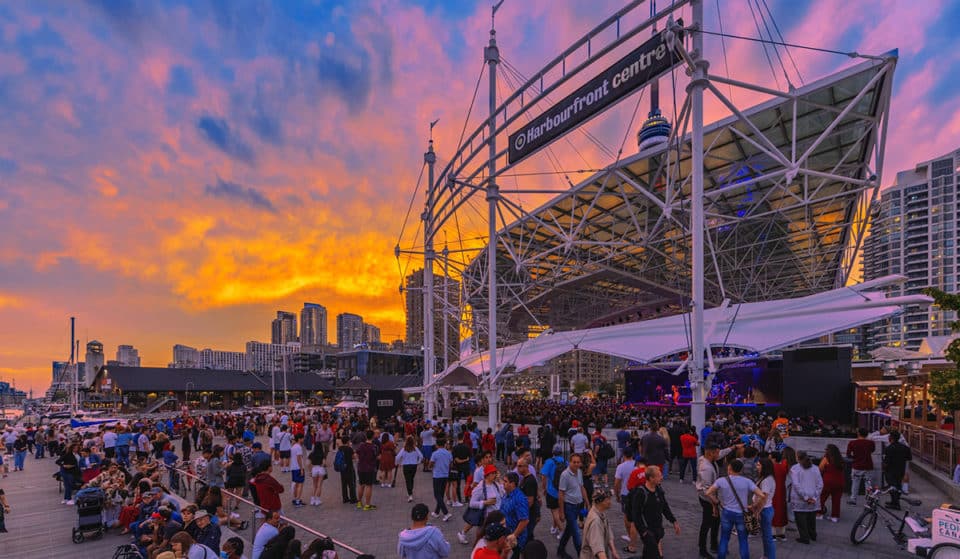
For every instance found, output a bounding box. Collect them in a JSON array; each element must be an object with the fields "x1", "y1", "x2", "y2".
[
  {"x1": 859, "y1": 411, "x2": 960, "y2": 478},
  {"x1": 169, "y1": 464, "x2": 370, "y2": 558}
]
